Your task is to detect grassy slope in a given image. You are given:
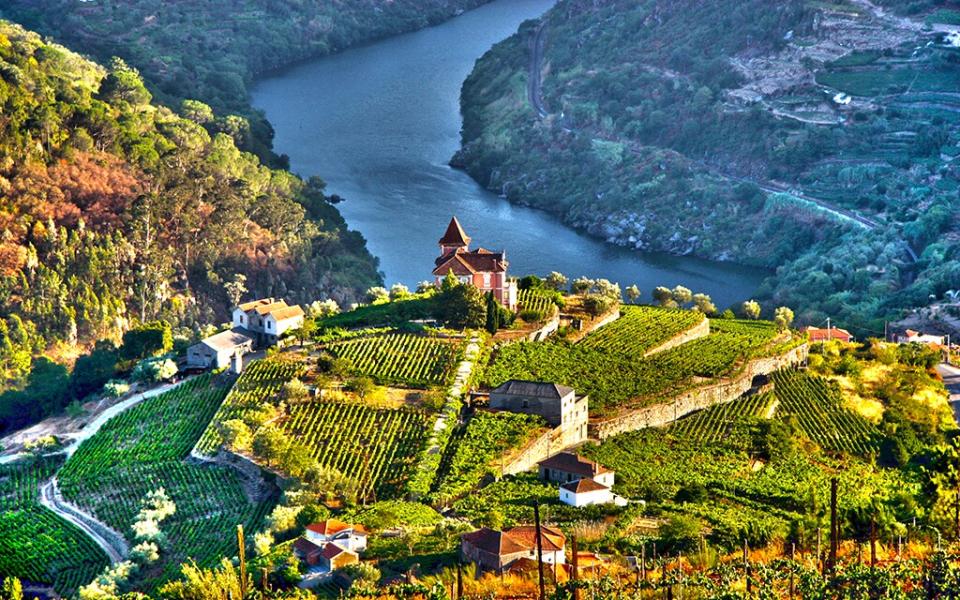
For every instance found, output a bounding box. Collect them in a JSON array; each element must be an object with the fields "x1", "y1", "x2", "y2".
[{"x1": 456, "y1": 0, "x2": 960, "y2": 331}]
